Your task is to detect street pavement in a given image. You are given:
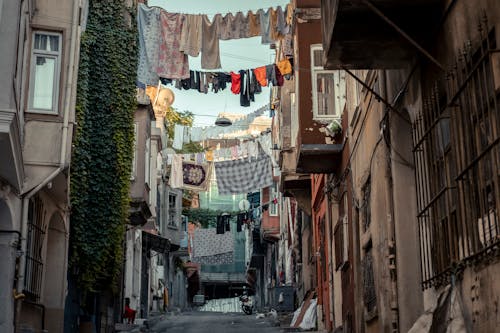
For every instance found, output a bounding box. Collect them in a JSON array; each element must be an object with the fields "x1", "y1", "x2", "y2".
[{"x1": 149, "y1": 311, "x2": 285, "y2": 333}]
